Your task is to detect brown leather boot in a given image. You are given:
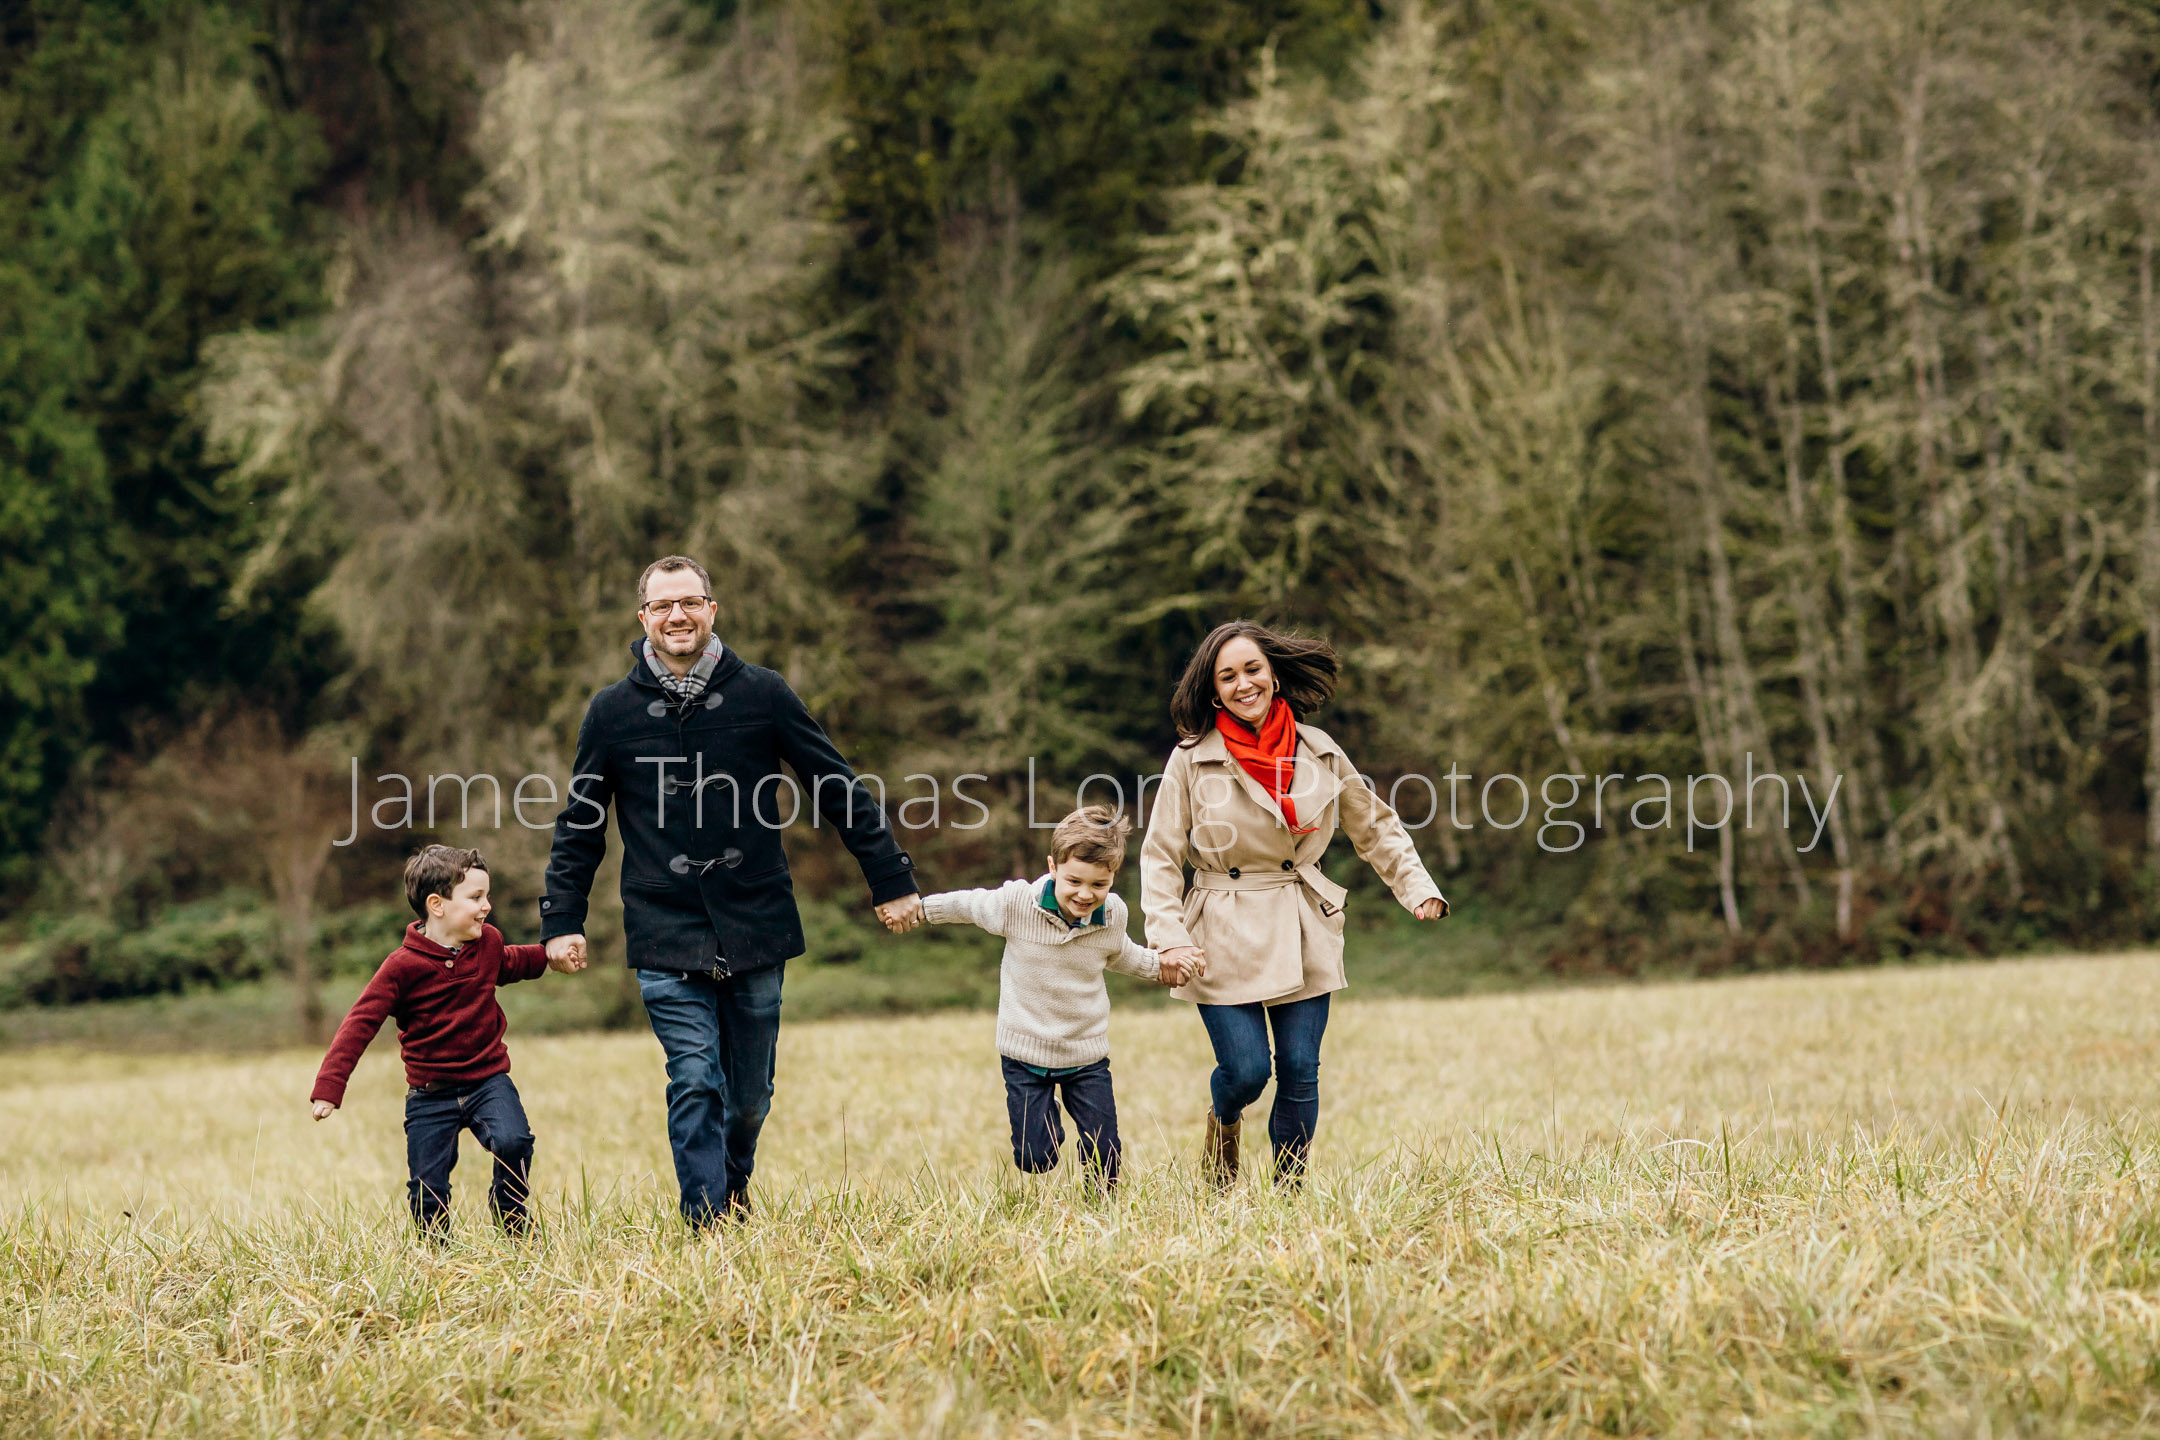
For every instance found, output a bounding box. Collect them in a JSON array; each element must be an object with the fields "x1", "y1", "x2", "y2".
[{"x1": 1203, "y1": 1112, "x2": 1240, "y2": 1189}]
